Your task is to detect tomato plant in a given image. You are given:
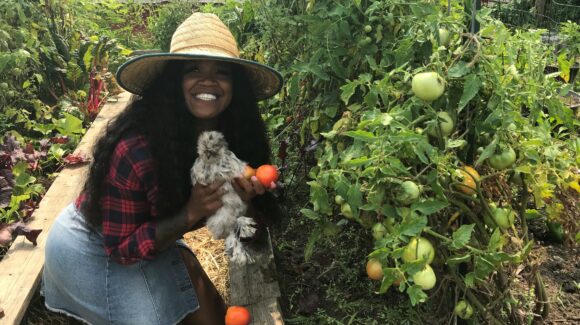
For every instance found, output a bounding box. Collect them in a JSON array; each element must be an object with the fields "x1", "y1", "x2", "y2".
[{"x1": 204, "y1": 0, "x2": 580, "y2": 323}]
